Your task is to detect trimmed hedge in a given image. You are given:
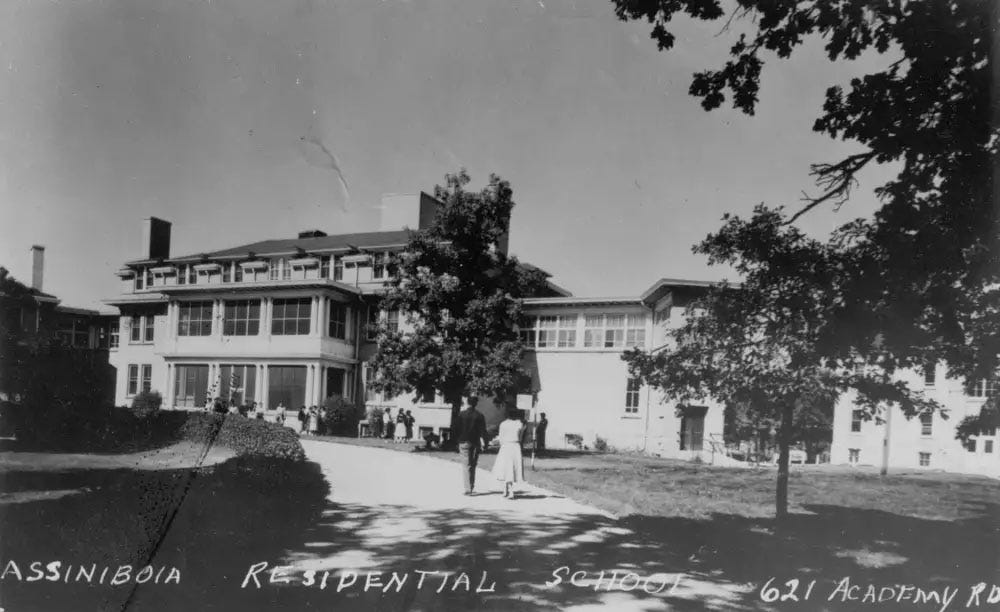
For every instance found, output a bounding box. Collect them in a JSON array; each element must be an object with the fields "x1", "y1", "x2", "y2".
[
  {"x1": 8, "y1": 405, "x2": 305, "y2": 461},
  {"x1": 179, "y1": 413, "x2": 306, "y2": 461}
]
